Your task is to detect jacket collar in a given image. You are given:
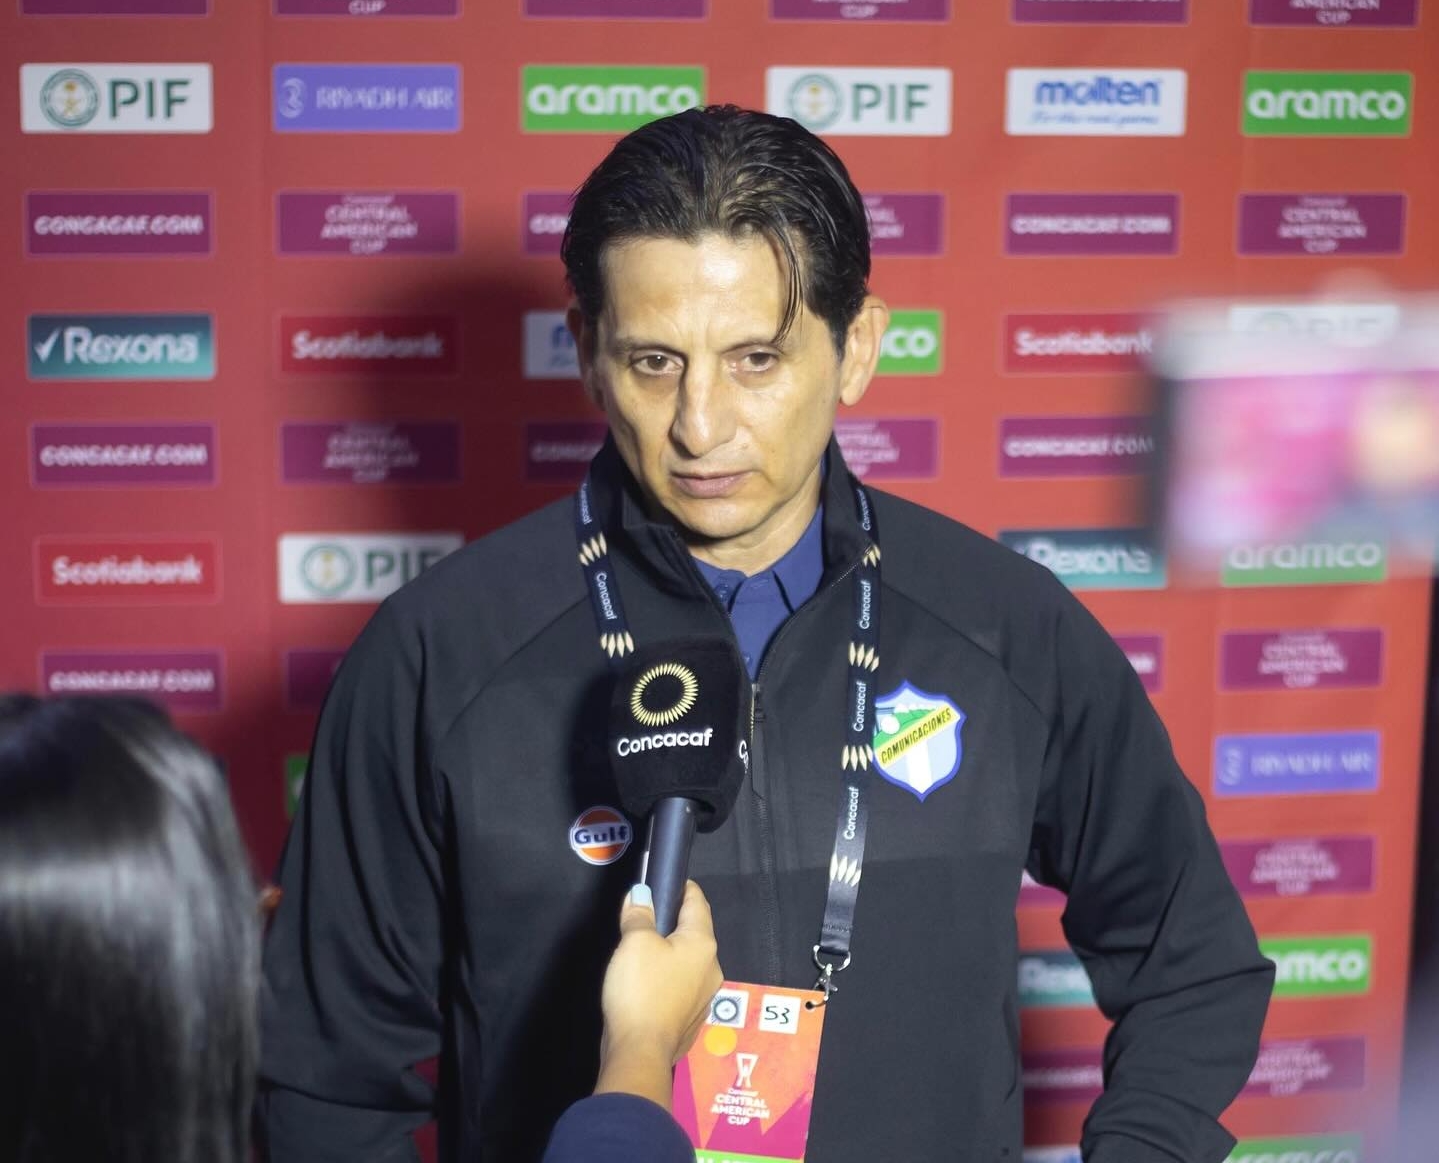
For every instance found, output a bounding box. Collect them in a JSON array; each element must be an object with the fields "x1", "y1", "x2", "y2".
[{"x1": 585, "y1": 434, "x2": 872, "y2": 599}]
